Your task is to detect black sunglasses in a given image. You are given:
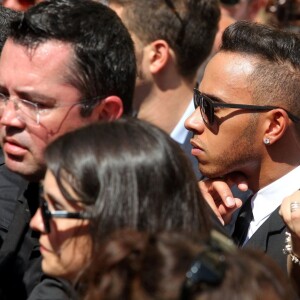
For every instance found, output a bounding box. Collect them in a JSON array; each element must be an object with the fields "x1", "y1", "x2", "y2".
[
  {"x1": 39, "y1": 197, "x2": 90, "y2": 233},
  {"x1": 220, "y1": 0, "x2": 240, "y2": 5},
  {"x1": 193, "y1": 89, "x2": 300, "y2": 126}
]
